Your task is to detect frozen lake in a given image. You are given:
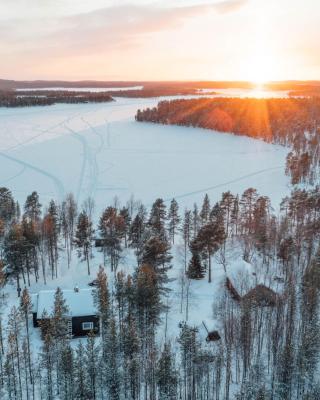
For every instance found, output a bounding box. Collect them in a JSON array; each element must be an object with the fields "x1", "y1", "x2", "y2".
[{"x1": 0, "y1": 96, "x2": 290, "y2": 212}]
